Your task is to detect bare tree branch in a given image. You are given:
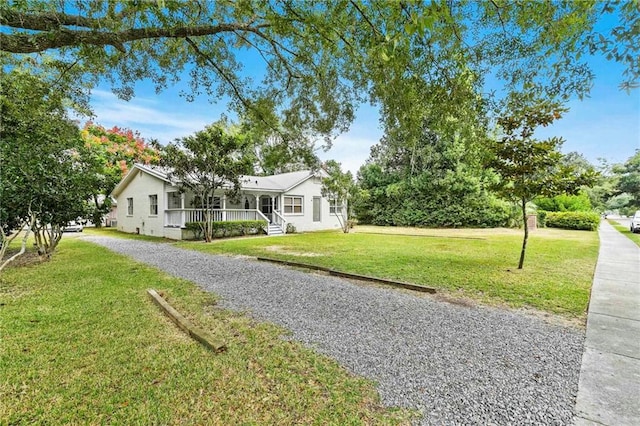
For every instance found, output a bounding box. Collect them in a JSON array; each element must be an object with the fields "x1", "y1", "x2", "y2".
[
  {"x1": 184, "y1": 37, "x2": 277, "y2": 134},
  {"x1": 0, "y1": 7, "x2": 97, "y2": 31}
]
